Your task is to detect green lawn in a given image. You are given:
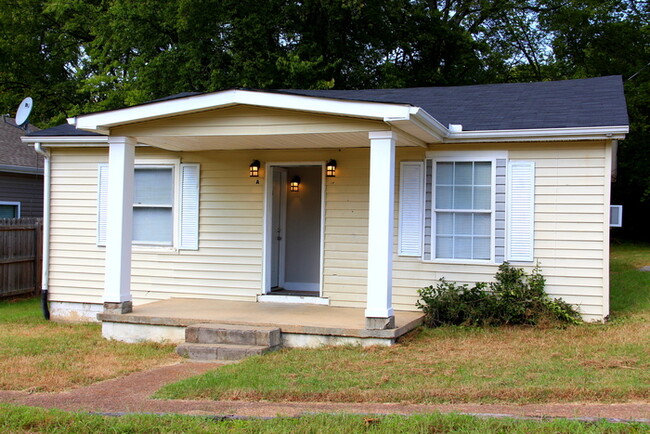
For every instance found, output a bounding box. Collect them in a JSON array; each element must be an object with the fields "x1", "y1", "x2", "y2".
[
  {"x1": 0, "y1": 298, "x2": 180, "y2": 392},
  {"x1": 156, "y1": 242, "x2": 650, "y2": 404},
  {"x1": 1, "y1": 404, "x2": 646, "y2": 433}
]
